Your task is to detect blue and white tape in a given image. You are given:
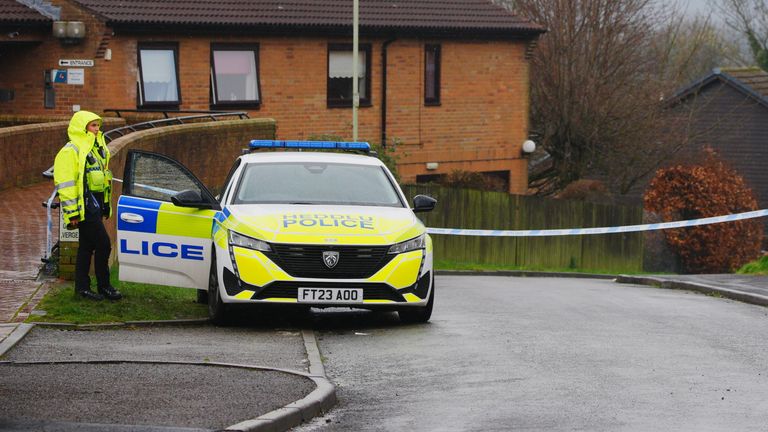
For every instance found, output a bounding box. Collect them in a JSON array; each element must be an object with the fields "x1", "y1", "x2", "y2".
[{"x1": 426, "y1": 209, "x2": 768, "y2": 237}]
